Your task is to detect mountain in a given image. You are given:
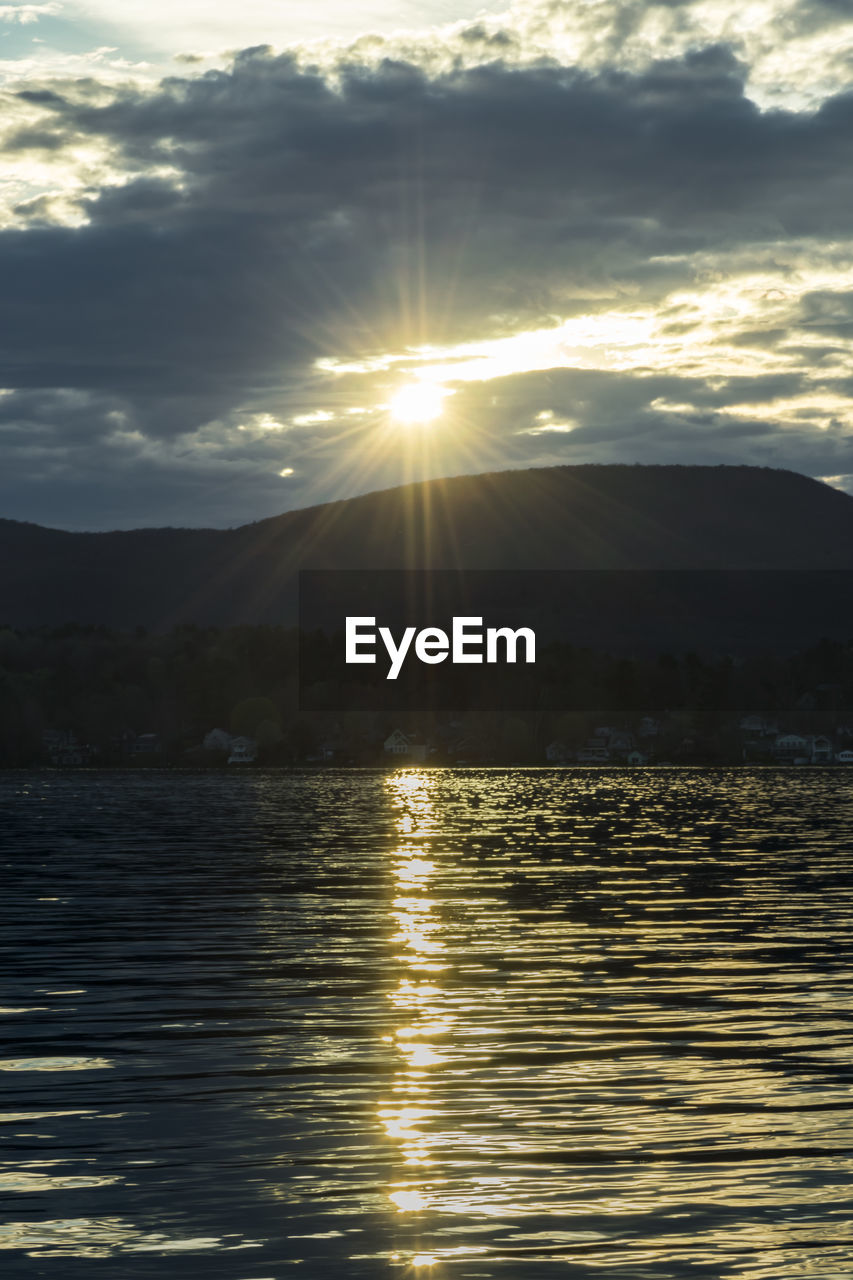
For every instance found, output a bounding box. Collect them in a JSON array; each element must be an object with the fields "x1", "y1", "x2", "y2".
[{"x1": 2, "y1": 464, "x2": 853, "y2": 629}]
